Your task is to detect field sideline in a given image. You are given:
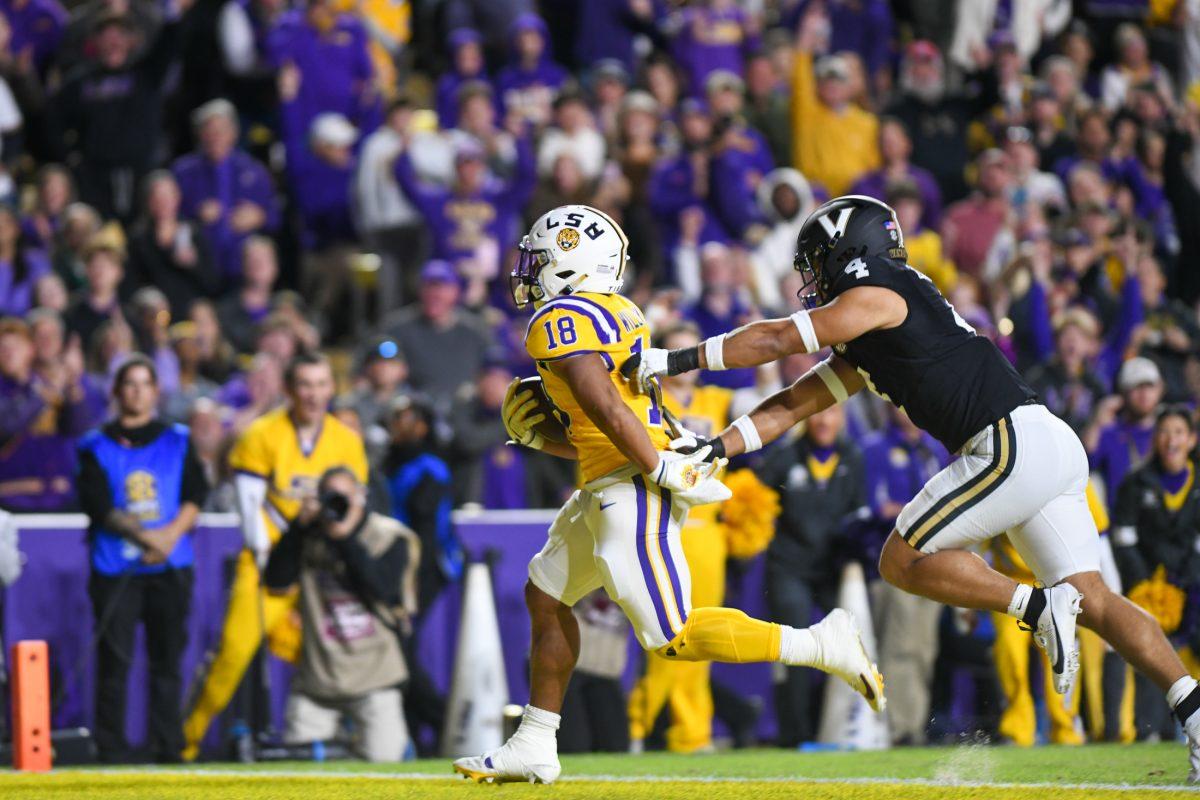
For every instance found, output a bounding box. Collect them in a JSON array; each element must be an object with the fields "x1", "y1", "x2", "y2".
[{"x1": 1, "y1": 743, "x2": 1198, "y2": 799}]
